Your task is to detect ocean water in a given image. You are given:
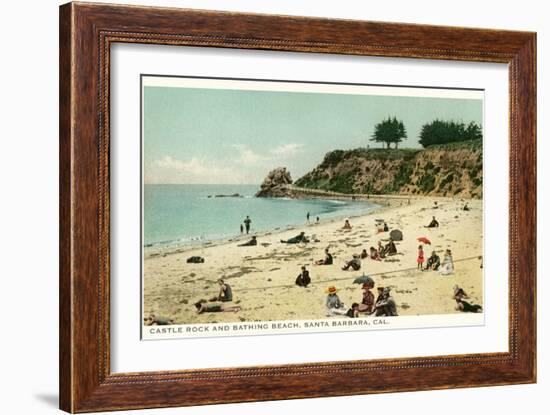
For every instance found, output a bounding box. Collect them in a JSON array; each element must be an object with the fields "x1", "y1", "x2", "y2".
[{"x1": 143, "y1": 184, "x2": 379, "y2": 248}]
